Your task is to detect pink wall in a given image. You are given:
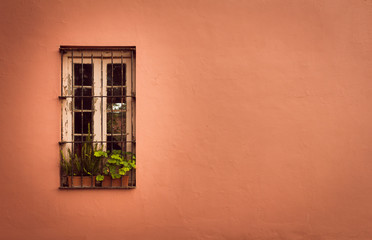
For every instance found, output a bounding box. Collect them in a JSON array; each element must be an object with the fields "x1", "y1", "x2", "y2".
[{"x1": 1, "y1": 0, "x2": 372, "y2": 239}]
